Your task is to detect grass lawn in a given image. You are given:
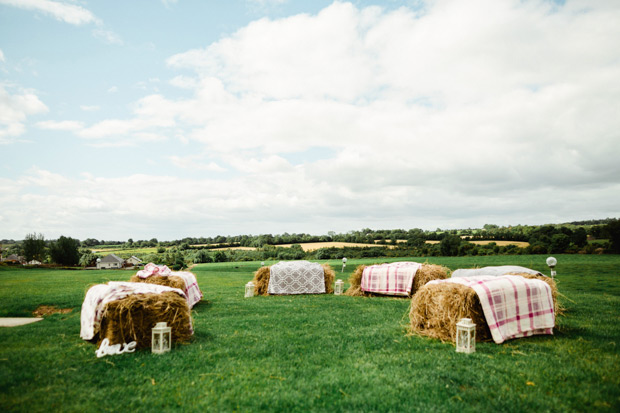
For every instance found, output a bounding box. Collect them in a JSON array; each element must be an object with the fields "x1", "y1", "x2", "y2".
[{"x1": 0, "y1": 255, "x2": 619, "y2": 412}]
